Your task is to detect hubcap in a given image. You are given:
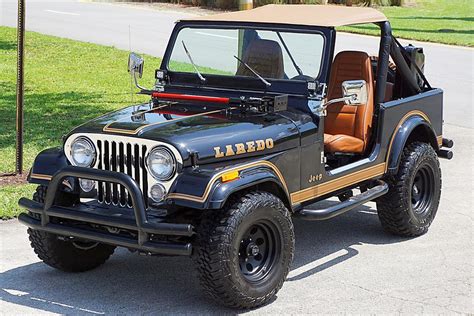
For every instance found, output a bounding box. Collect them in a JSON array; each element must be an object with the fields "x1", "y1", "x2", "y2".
[
  {"x1": 411, "y1": 164, "x2": 435, "y2": 216},
  {"x1": 238, "y1": 221, "x2": 280, "y2": 283}
]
